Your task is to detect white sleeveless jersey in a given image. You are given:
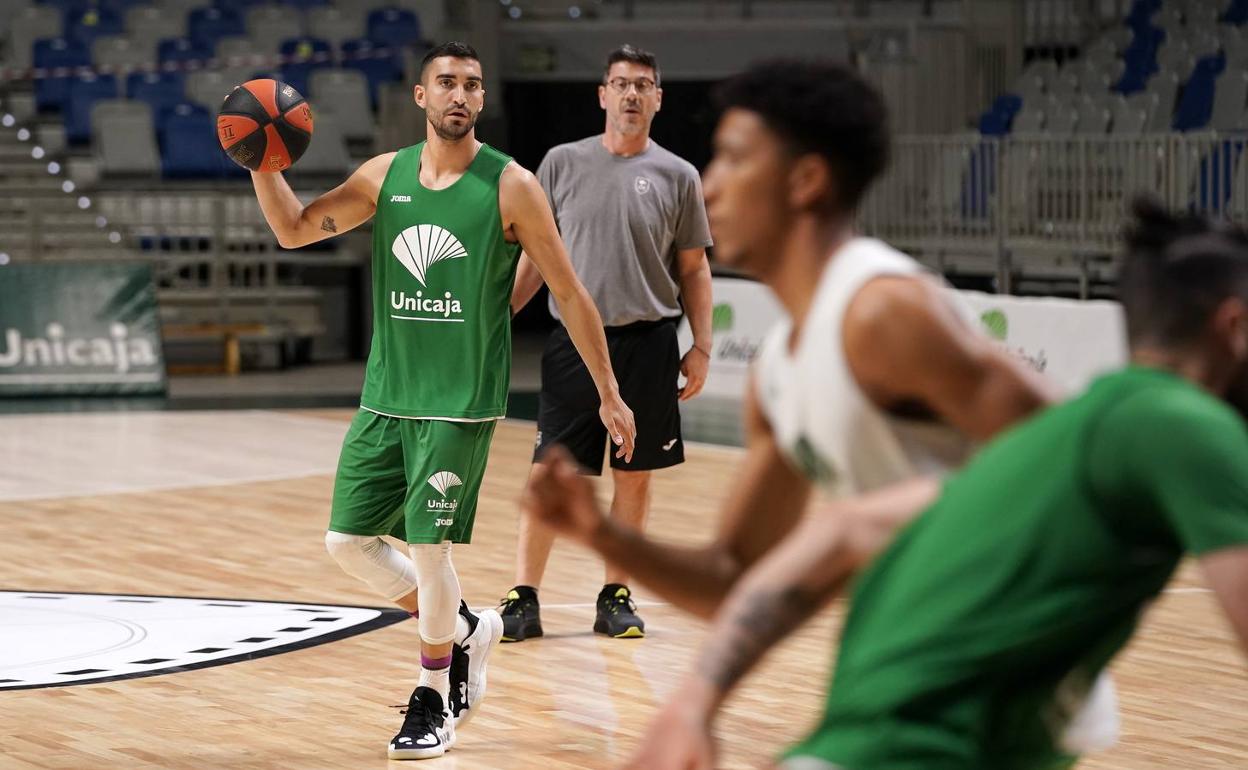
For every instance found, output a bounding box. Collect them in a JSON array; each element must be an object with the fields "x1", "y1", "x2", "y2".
[
  {"x1": 754, "y1": 238, "x2": 1122, "y2": 754},
  {"x1": 754, "y1": 237, "x2": 975, "y2": 497}
]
